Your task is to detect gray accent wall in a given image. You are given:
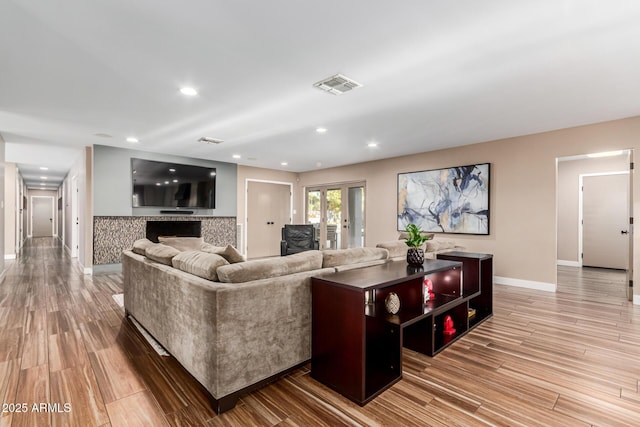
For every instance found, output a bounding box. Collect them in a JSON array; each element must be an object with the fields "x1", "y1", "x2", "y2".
[{"x1": 93, "y1": 145, "x2": 237, "y2": 217}]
